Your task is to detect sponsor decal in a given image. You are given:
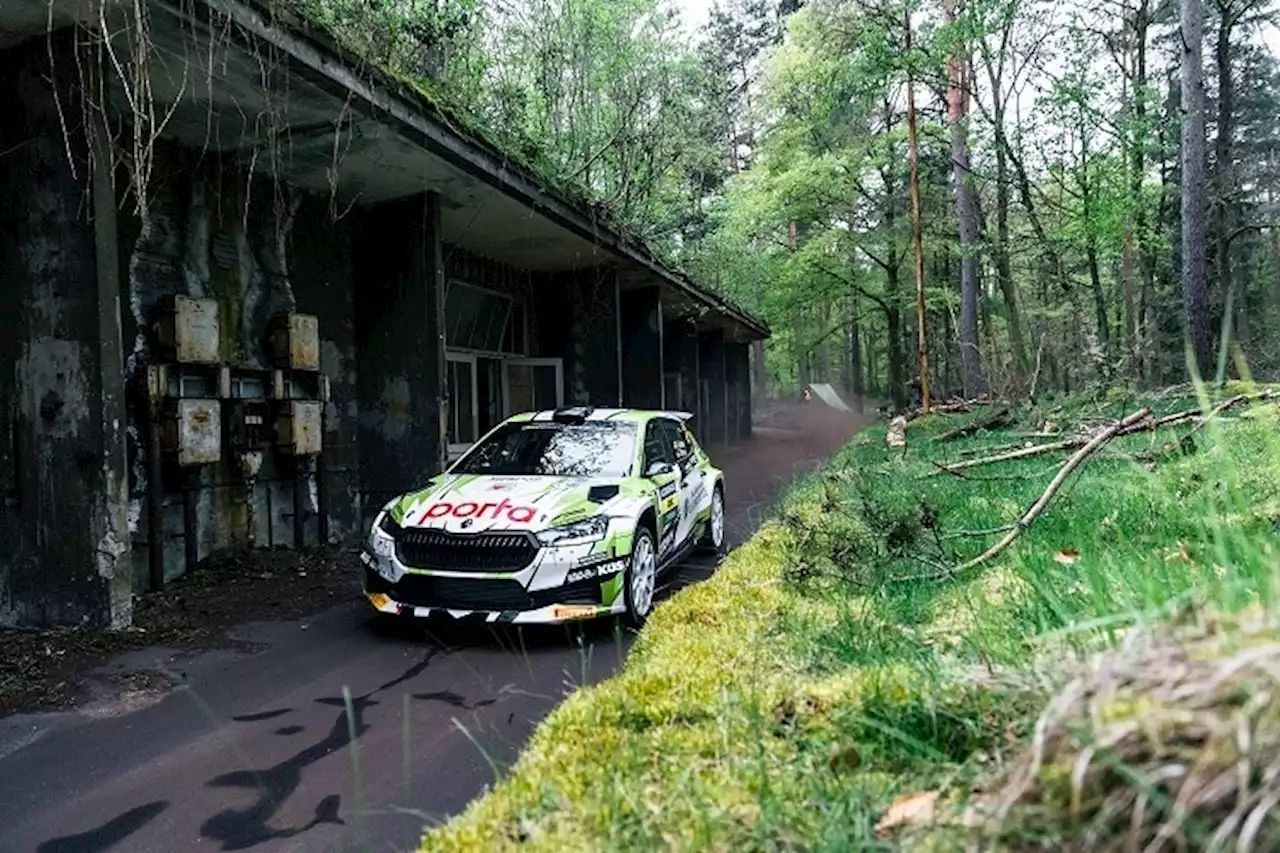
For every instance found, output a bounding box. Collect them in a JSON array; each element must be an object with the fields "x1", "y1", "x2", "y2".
[
  {"x1": 417, "y1": 498, "x2": 537, "y2": 525},
  {"x1": 658, "y1": 481, "x2": 678, "y2": 499},
  {"x1": 368, "y1": 592, "x2": 393, "y2": 610},
  {"x1": 566, "y1": 567, "x2": 598, "y2": 584},
  {"x1": 577, "y1": 552, "x2": 613, "y2": 568},
  {"x1": 552, "y1": 605, "x2": 597, "y2": 620},
  {"x1": 565, "y1": 561, "x2": 620, "y2": 585},
  {"x1": 359, "y1": 551, "x2": 373, "y2": 566}
]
